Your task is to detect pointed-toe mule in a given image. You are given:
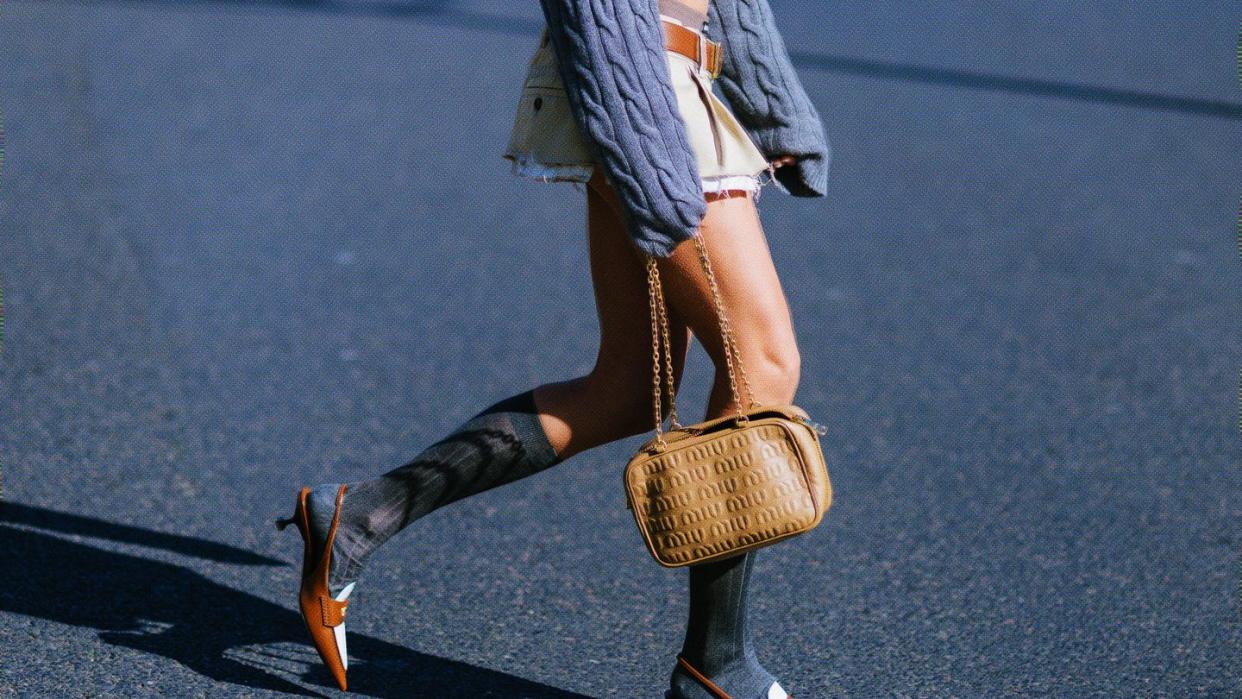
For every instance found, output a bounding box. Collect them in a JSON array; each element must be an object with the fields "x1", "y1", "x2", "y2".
[{"x1": 276, "y1": 484, "x2": 353, "y2": 692}]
